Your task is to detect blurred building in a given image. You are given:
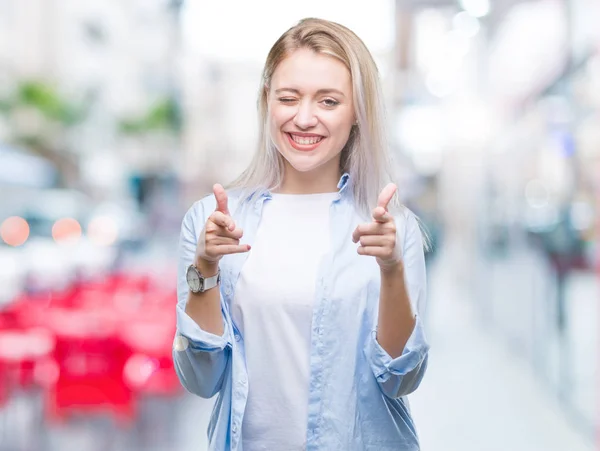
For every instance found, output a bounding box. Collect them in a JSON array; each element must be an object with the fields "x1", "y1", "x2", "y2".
[
  {"x1": 392, "y1": 0, "x2": 600, "y2": 438},
  {"x1": 0, "y1": 0, "x2": 183, "y2": 201}
]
